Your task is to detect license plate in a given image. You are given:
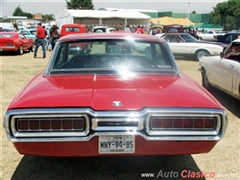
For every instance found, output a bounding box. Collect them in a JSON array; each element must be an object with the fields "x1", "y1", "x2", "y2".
[{"x1": 99, "y1": 135, "x2": 135, "y2": 154}]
